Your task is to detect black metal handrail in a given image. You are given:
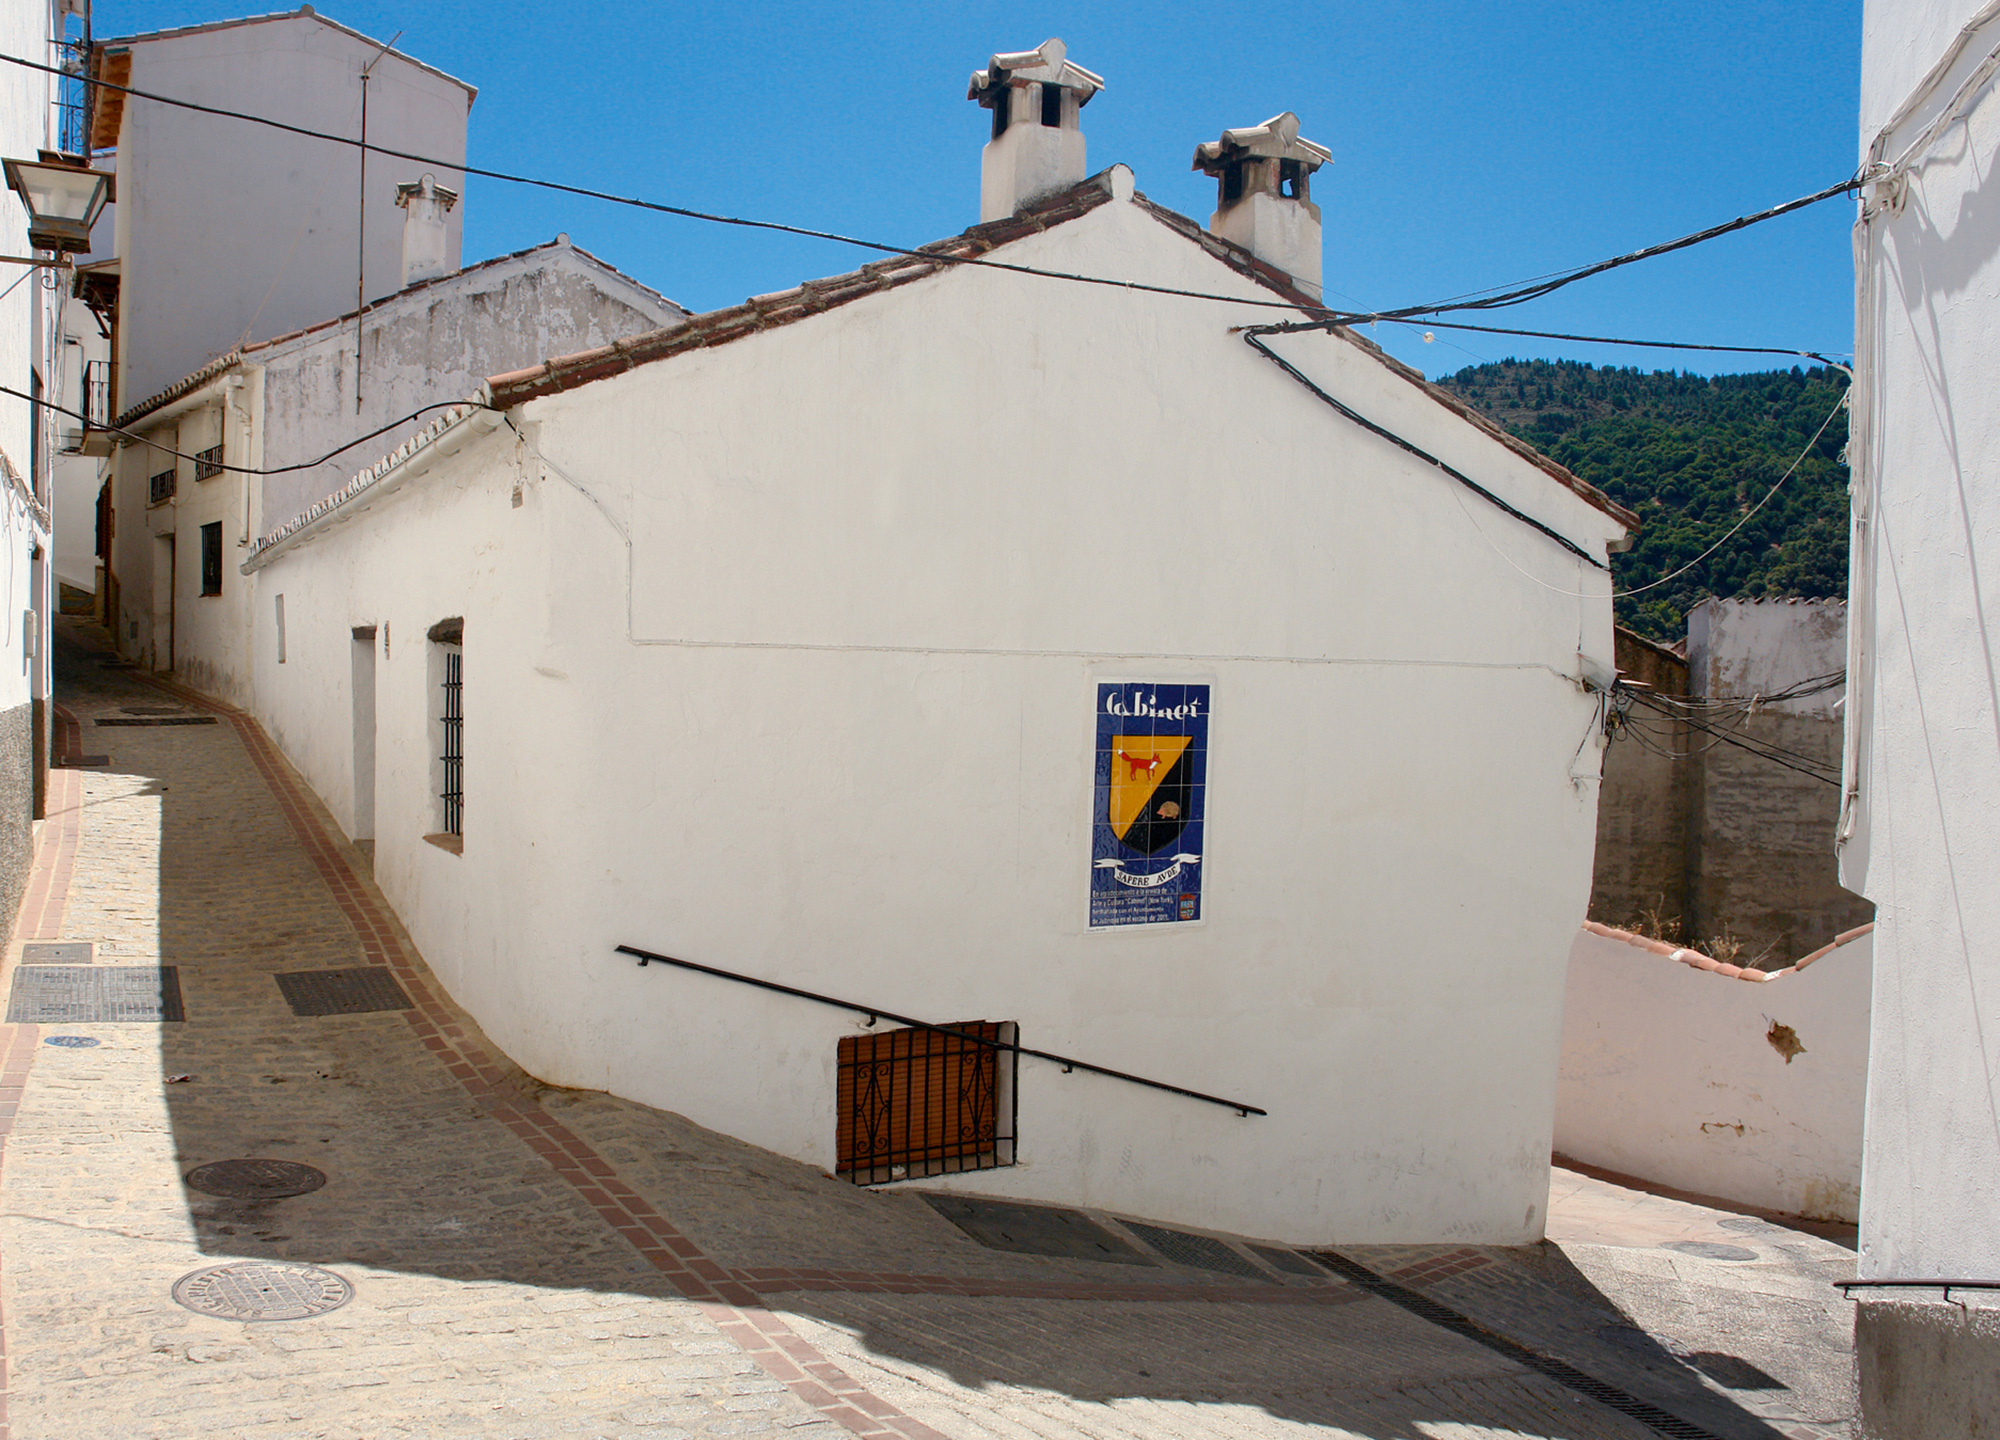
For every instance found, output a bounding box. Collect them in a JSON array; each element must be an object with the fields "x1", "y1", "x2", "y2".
[
  {"x1": 616, "y1": 944, "x2": 1268, "y2": 1117},
  {"x1": 1837, "y1": 1279, "x2": 2000, "y2": 1293}
]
